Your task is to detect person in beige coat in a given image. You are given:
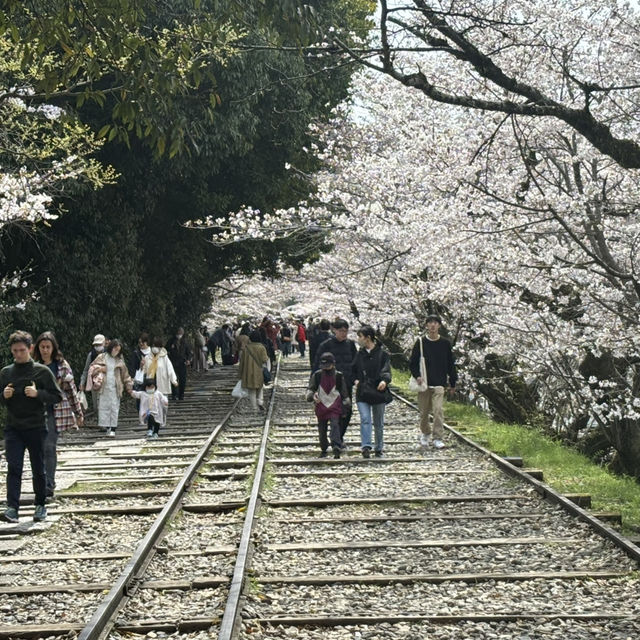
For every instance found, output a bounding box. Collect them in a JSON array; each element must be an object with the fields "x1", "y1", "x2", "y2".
[{"x1": 238, "y1": 330, "x2": 268, "y2": 412}]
